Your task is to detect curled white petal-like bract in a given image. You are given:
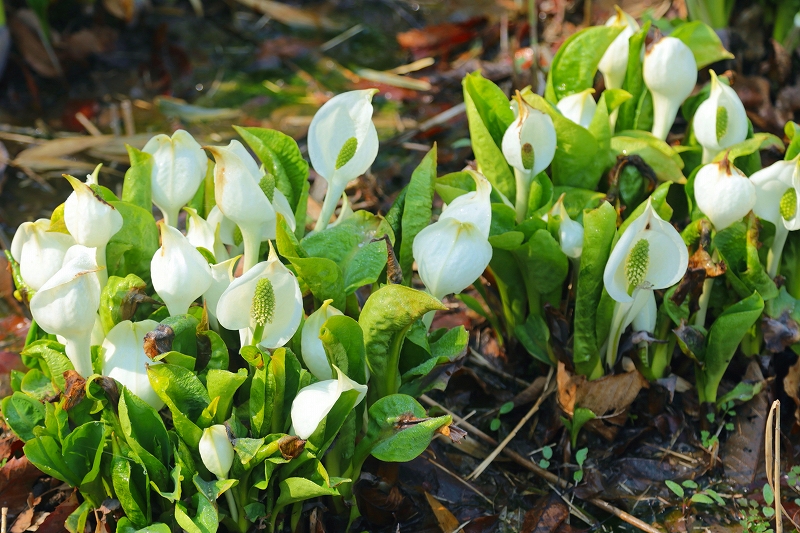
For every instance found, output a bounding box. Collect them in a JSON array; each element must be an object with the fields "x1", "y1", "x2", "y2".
[
  {"x1": 199, "y1": 425, "x2": 234, "y2": 479},
  {"x1": 603, "y1": 200, "x2": 688, "y2": 303},
  {"x1": 556, "y1": 89, "x2": 597, "y2": 129},
  {"x1": 751, "y1": 159, "x2": 795, "y2": 226},
  {"x1": 552, "y1": 196, "x2": 583, "y2": 258},
  {"x1": 694, "y1": 160, "x2": 756, "y2": 230},
  {"x1": 204, "y1": 256, "x2": 239, "y2": 328},
  {"x1": 301, "y1": 300, "x2": 343, "y2": 381},
  {"x1": 102, "y1": 319, "x2": 163, "y2": 410},
  {"x1": 151, "y1": 223, "x2": 213, "y2": 316},
  {"x1": 184, "y1": 207, "x2": 229, "y2": 261},
  {"x1": 10, "y1": 219, "x2": 74, "y2": 291},
  {"x1": 63, "y1": 175, "x2": 123, "y2": 248},
  {"x1": 598, "y1": 8, "x2": 639, "y2": 91},
  {"x1": 438, "y1": 171, "x2": 493, "y2": 238},
  {"x1": 290, "y1": 366, "x2": 367, "y2": 440},
  {"x1": 501, "y1": 103, "x2": 557, "y2": 177},
  {"x1": 693, "y1": 71, "x2": 748, "y2": 156},
  {"x1": 643, "y1": 37, "x2": 697, "y2": 141},
  {"x1": 143, "y1": 130, "x2": 208, "y2": 226},
  {"x1": 630, "y1": 290, "x2": 657, "y2": 333}
]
